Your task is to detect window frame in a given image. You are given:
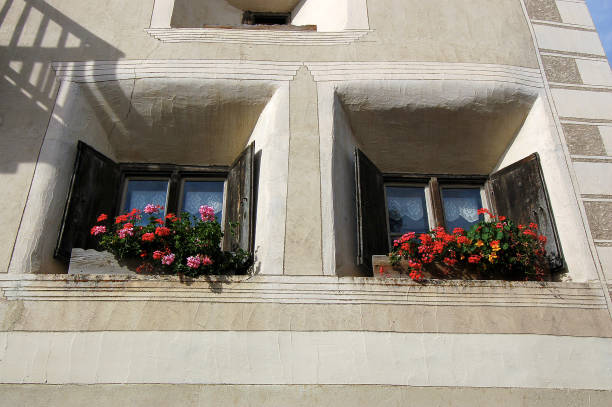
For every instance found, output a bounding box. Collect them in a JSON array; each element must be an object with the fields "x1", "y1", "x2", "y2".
[
  {"x1": 382, "y1": 174, "x2": 489, "y2": 247},
  {"x1": 117, "y1": 163, "x2": 229, "y2": 220}
]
